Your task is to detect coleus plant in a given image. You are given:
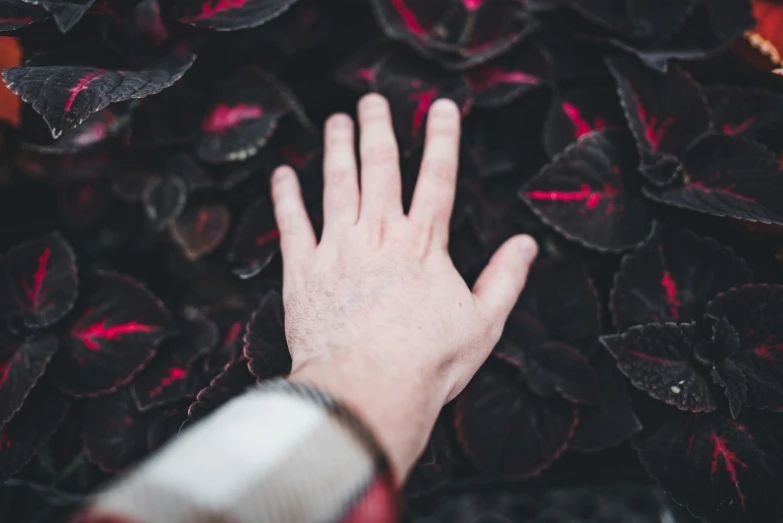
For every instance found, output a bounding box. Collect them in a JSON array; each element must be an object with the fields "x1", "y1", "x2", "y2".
[
  {"x1": 455, "y1": 261, "x2": 641, "y2": 477},
  {"x1": 1, "y1": 0, "x2": 783, "y2": 521},
  {"x1": 0, "y1": 231, "x2": 176, "y2": 480},
  {"x1": 601, "y1": 225, "x2": 783, "y2": 523}
]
